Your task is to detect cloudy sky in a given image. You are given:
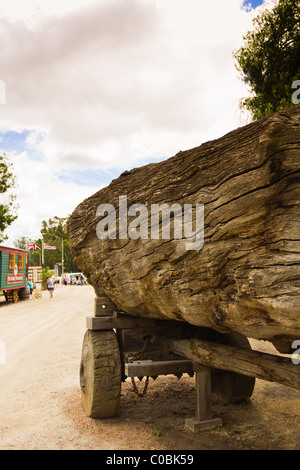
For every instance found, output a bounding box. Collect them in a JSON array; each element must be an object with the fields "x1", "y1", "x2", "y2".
[{"x1": 0, "y1": 0, "x2": 271, "y2": 245}]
